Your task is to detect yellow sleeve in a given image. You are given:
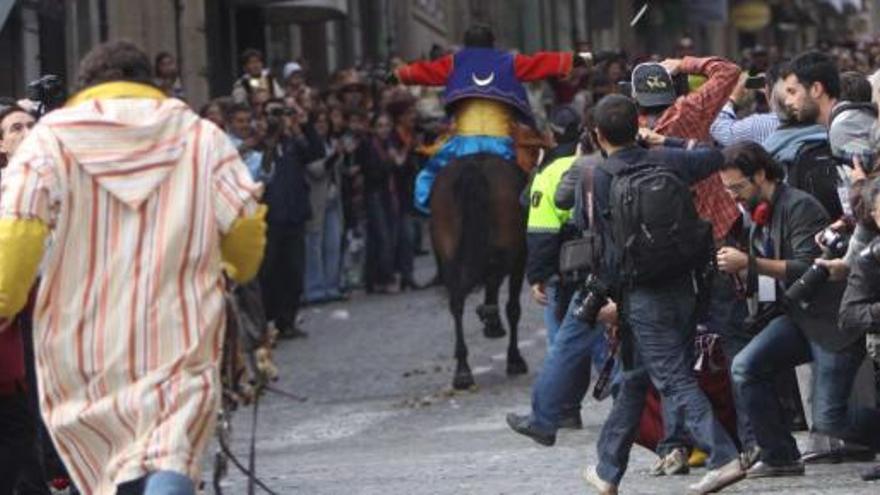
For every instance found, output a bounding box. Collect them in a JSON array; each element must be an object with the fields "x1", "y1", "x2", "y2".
[
  {"x1": 221, "y1": 204, "x2": 268, "y2": 283},
  {"x1": 0, "y1": 219, "x2": 48, "y2": 318}
]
